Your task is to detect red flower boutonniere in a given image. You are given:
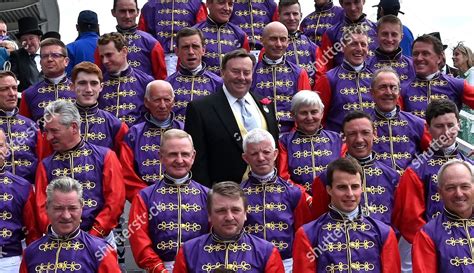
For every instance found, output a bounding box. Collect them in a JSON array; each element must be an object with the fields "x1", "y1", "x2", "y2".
[
  {"x1": 260, "y1": 97, "x2": 272, "y2": 113},
  {"x1": 260, "y1": 97, "x2": 272, "y2": 105}
]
